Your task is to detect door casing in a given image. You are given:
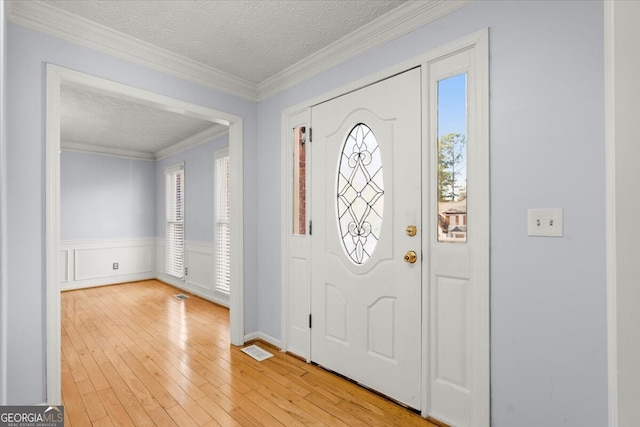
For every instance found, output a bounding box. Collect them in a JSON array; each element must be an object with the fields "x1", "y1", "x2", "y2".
[
  {"x1": 45, "y1": 64, "x2": 246, "y2": 404},
  {"x1": 281, "y1": 30, "x2": 490, "y2": 425}
]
